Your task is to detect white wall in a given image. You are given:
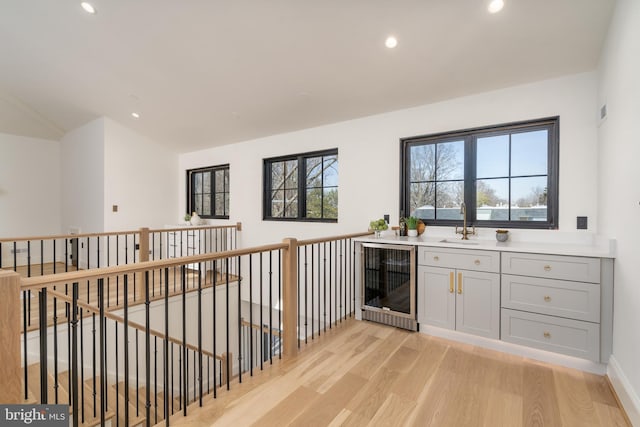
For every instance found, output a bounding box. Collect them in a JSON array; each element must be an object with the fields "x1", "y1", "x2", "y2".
[
  {"x1": 103, "y1": 118, "x2": 179, "y2": 231},
  {"x1": 179, "y1": 72, "x2": 599, "y2": 249},
  {"x1": 0, "y1": 132, "x2": 61, "y2": 238},
  {"x1": 597, "y1": 0, "x2": 640, "y2": 423},
  {"x1": 0, "y1": 133, "x2": 61, "y2": 266},
  {"x1": 60, "y1": 118, "x2": 105, "y2": 235}
]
